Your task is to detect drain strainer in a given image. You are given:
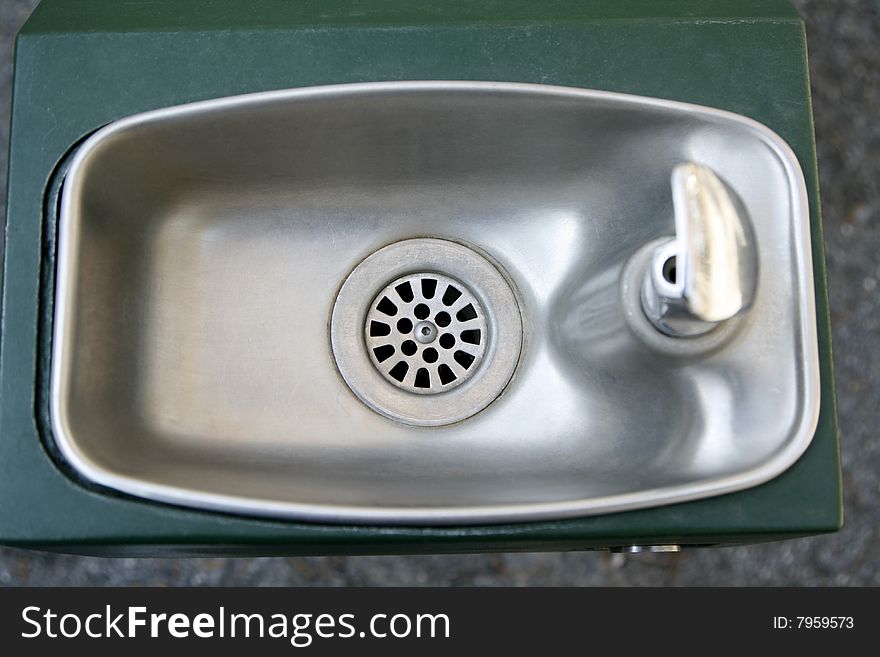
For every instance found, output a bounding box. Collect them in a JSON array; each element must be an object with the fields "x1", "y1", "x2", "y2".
[
  {"x1": 366, "y1": 272, "x2": 488, "y2": 394},
  {"x1": 331, "y1": 238, "x2": 522, "y2": 426}
]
